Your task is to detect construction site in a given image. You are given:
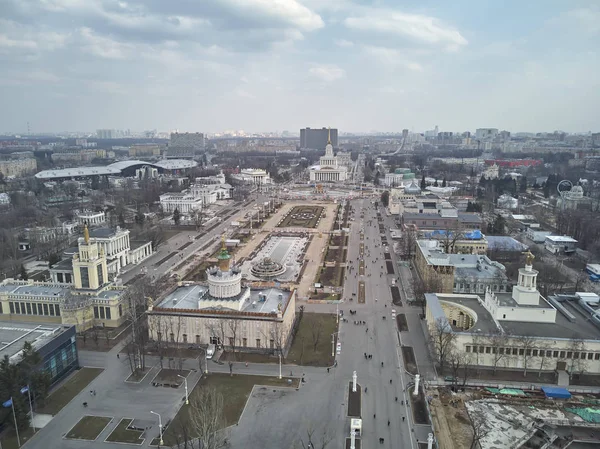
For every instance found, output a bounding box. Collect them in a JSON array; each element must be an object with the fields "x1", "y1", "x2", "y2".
[{"x1": 428, "y1": 385, "x2": 600, "y2": 449}]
